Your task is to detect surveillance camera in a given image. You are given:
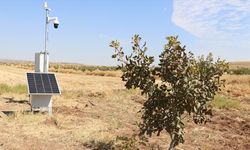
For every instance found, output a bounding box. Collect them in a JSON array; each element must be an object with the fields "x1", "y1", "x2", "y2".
[
  {"x1": 54, "y1": 23, "x2": 59, "y2": 29},
  {"x1": 53, "y1": 18, "x2": 59, "y2": 29}
]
